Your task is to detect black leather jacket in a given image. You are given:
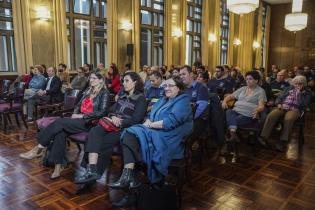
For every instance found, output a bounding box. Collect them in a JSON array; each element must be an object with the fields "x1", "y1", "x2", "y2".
[{"x1": 74, "y1": 87, "x2": 110, "y2": 122}]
